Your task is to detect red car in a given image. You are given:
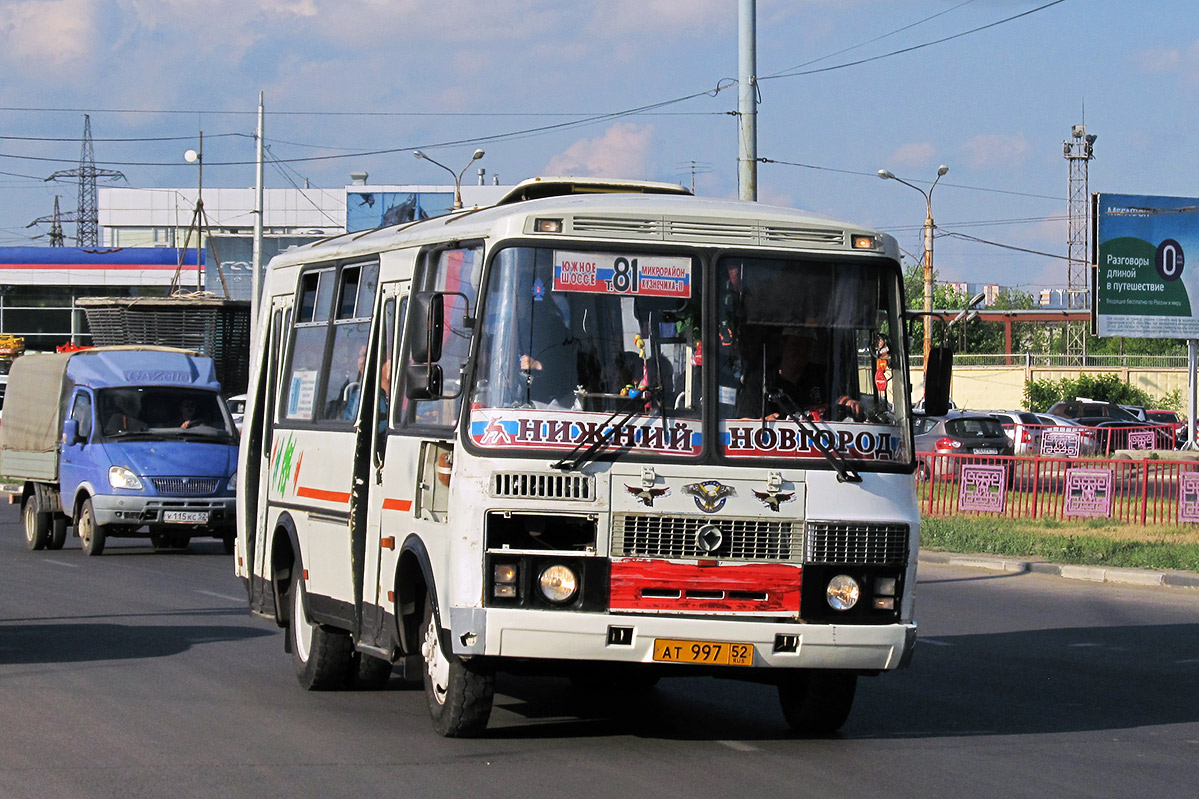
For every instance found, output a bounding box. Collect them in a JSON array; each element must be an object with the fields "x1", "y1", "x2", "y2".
[{"x1": 1146, "y1": 409, "x2": 1187, "y2": 448}]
